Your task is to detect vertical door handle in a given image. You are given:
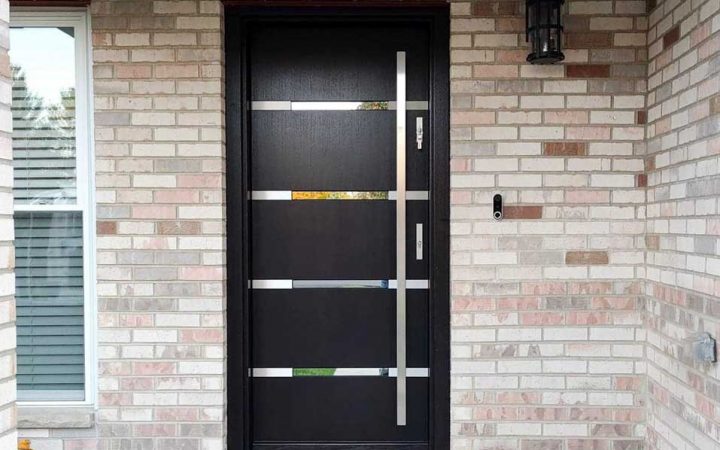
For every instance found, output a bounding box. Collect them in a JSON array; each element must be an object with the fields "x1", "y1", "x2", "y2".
[{"x1": 395, "y1": 51, "x2": 407, "y2": 427}]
